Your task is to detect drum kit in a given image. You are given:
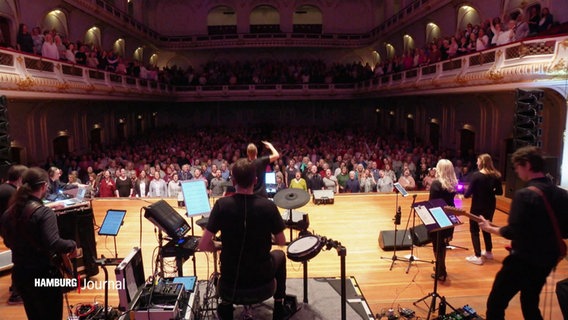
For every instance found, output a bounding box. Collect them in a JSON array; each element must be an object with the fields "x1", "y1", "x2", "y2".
[
  {"x1": 273, "y1": 188, "x2": 311, "y2": 240},
  {"x1": 273, "y1": 189, "x2": 348, "y2": 320},
  {"x1": 273, "y1": 188, "x2": 343, "y2": 262}
]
